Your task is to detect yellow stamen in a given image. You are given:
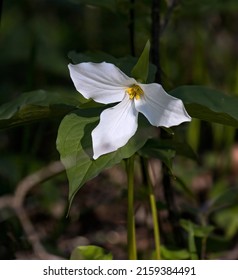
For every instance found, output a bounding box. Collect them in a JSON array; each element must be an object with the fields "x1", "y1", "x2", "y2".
[{"x1": 126, "y1": 84, "x2": 144, "y2": 100}]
